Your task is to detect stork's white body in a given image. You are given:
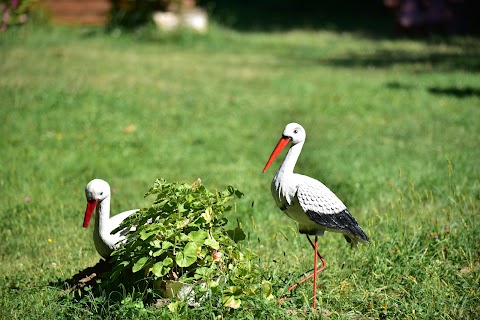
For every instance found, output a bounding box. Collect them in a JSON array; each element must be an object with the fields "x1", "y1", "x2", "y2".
[
  {"x1": 84, "y1": 179, "x2": 138, "y2": 259},
  {"x1": 265, "y1": 123, "x2": 369, "y2": 245},
  {"x1": 272, "y1": 172, "x2": 346, "y2": 235},
  {"x1": 92, "y1": 199, "x2": 137, "y2": 259}
]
